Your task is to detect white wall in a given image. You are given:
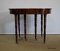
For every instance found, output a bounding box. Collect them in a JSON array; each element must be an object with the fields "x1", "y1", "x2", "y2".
[{"x1": 0, "y1": 0, "x2": 60, "y2": 34}]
